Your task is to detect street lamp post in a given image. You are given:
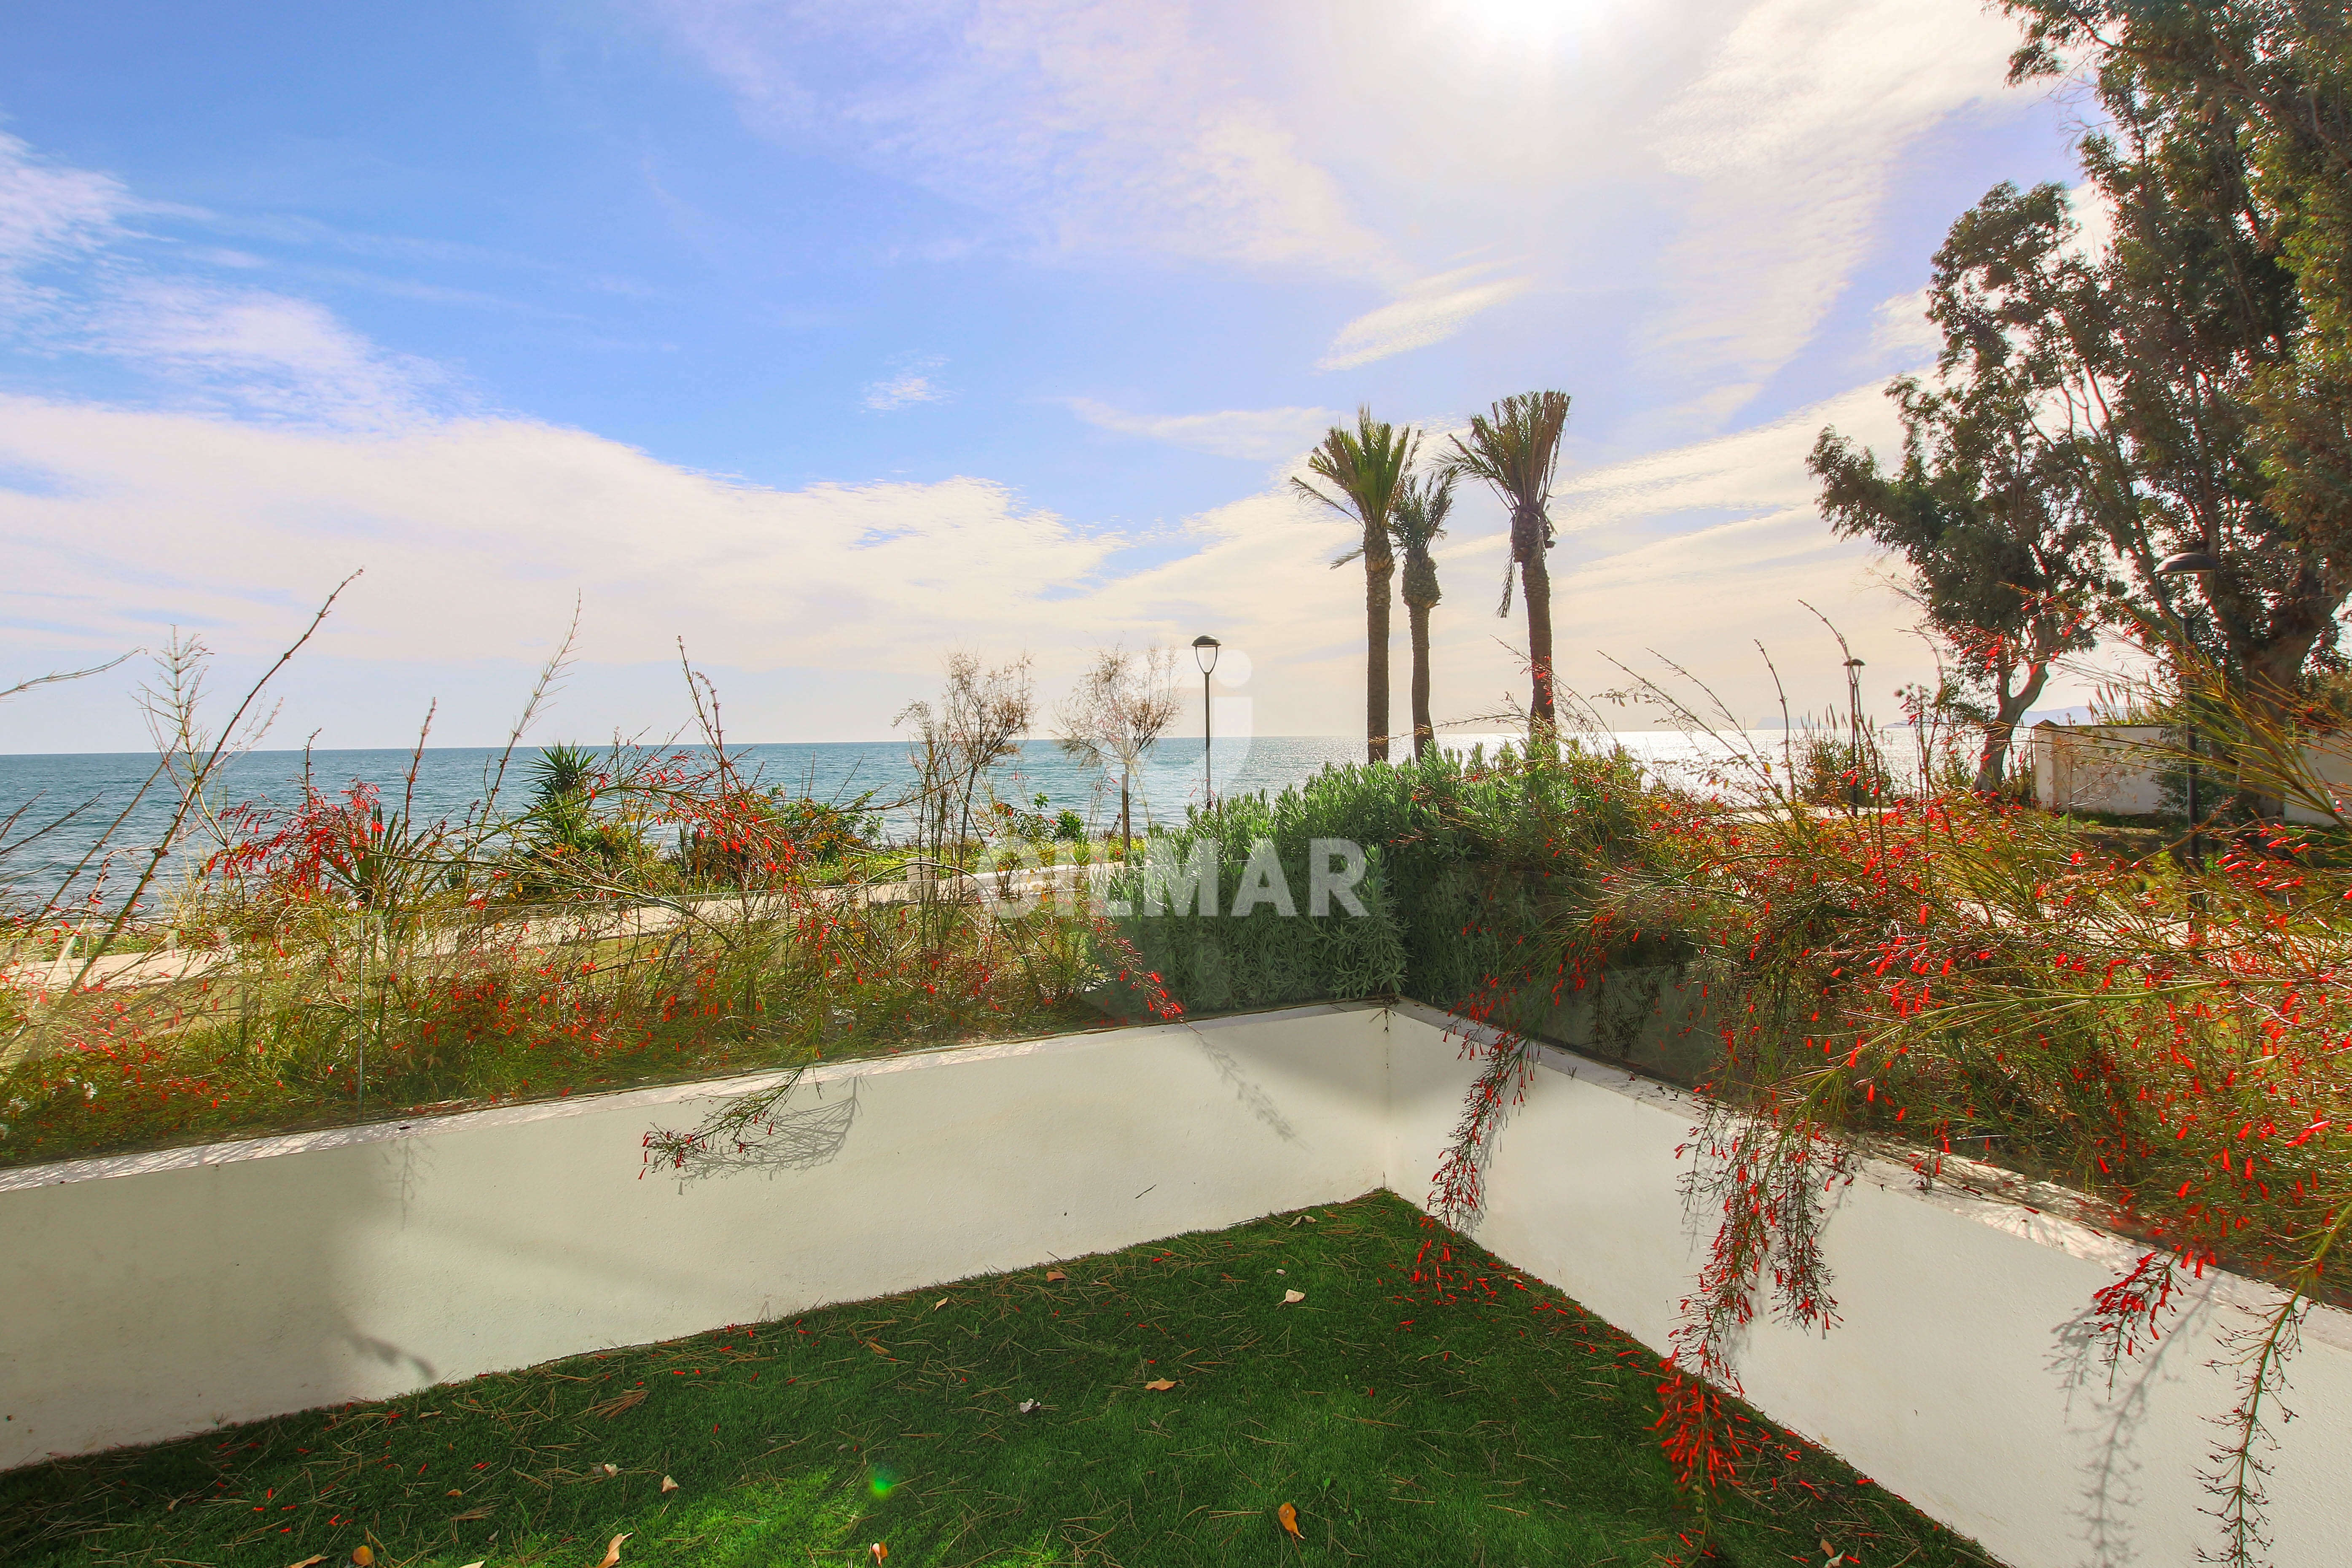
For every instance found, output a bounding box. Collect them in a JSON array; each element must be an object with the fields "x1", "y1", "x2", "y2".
[
  {"x1": 1192, "y1": 635, "x2": 1221, "y2": 809},
  {"x1": 1843, "y1": 656, "x2": 1867, "y2": 810},
  {"x1": 2157, "y1": 546, "x2": 2220, "y2": 871}
]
